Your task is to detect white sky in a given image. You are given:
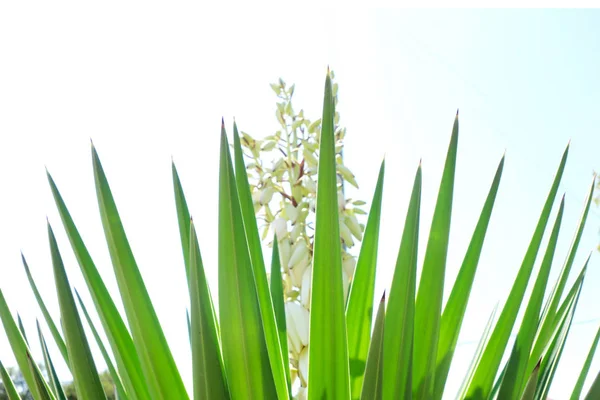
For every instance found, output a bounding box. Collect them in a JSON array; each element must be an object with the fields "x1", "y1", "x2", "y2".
[{"x1": 1, "y1": 6, "x2": 599, "y2": 399}]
